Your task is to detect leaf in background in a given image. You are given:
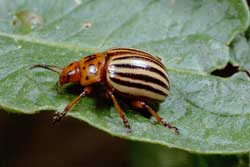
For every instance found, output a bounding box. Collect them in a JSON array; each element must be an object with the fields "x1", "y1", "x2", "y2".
[
  {"x1": 130, "y1": 142, "x2": 249, "y2": 167},
  {"x1": 230, "y1": 35, "x2": 250, "y2": 70},
  {"x1": 0, "y1": 0, "x2": 249, "y2": 153}
]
